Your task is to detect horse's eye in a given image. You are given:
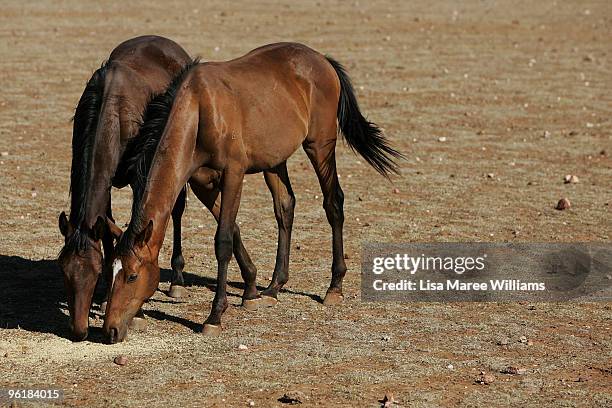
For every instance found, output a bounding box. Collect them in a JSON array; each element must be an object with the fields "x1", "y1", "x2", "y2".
[{"x1": 127, "y1": 274, "x2": 138, "y2": 283}]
